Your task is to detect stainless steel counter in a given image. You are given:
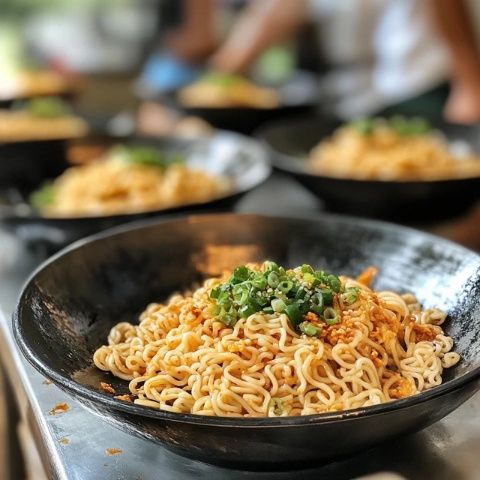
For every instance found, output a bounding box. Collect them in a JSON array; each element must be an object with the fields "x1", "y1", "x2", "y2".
[{"x1": 0, "y1": 175, "x2": 479, "y2": 480}]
